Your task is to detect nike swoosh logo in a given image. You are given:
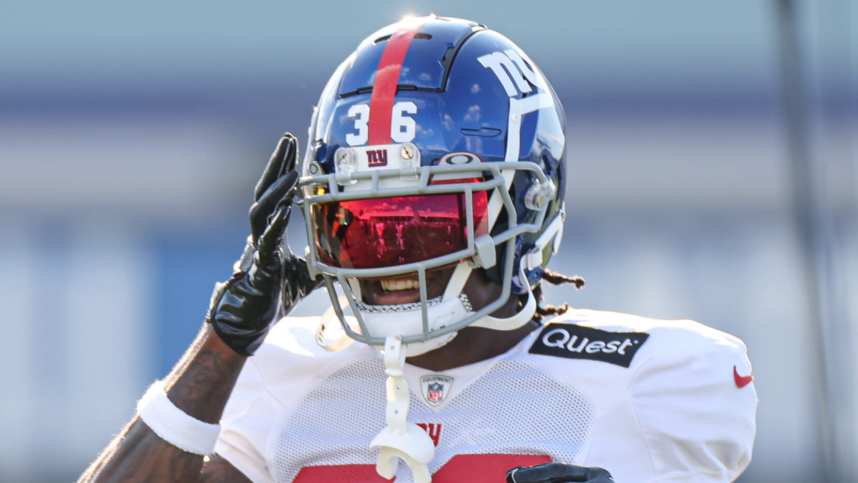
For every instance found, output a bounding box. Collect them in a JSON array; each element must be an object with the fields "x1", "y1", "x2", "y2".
[{"x1": 733, "y1": 365, "x2": 753, "y2": 388}]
